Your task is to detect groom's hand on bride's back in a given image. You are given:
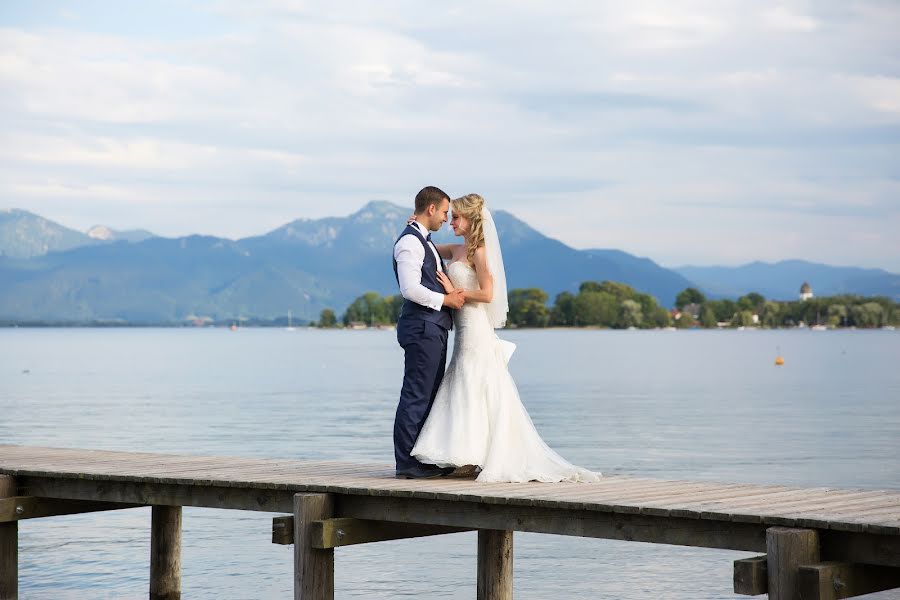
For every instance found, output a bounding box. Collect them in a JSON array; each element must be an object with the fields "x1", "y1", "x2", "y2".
[{"x1": 443, "y1": 289, "x2": 465, "y2": 309}]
